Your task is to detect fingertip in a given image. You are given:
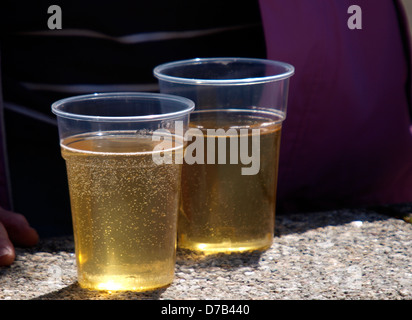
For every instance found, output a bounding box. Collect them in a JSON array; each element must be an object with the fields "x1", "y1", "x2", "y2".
[
  {"x1": 0, "y1": 246, "x2": 15, "y2": 266},
  {"x1": 0, "y1": 222, "x2": 15, "y2": 266}
]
